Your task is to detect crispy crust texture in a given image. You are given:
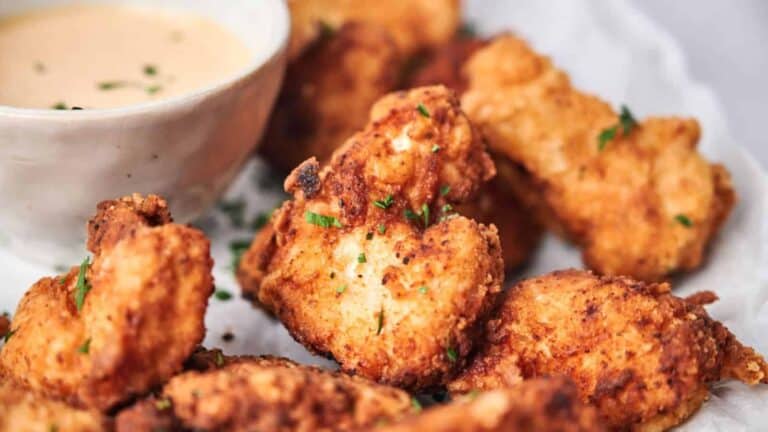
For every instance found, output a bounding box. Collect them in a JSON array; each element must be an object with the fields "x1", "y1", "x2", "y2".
[
  {"x1": 0, "y1": 381, "x2": 108, "y2": 432},
  {"x1": 461, "y1": 35, "x2": 736, "y2": 281},
  {"x1": 376, "y1": 378, "x2": 605, "y2": 432},
  {"x1": 449, "y1": 270, "x2": 768, "y2": 430},
  {"x1": 287, "y1": 0, "x2": 460, "y2": 60},
  {"x1": 116, "y1": 352, "x2": 413, "y2": 432},
  {"x1": 261, "y1": 22, "x2": 401, "y2": 171},
  {"x1": 239, "y1": 86, "x2": 503, "y2": 390},
  {"x1": 0, "y1": 194, "x2": 213, "y2": 410}
]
